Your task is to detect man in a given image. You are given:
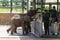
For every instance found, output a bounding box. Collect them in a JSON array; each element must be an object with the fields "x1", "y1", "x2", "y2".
[
  {"x1": 42, "y1": 10, "x2": 50, "y2": 35},
  {"x1": 49, "y1": 6, "x2": 58, "y2": 35}
]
